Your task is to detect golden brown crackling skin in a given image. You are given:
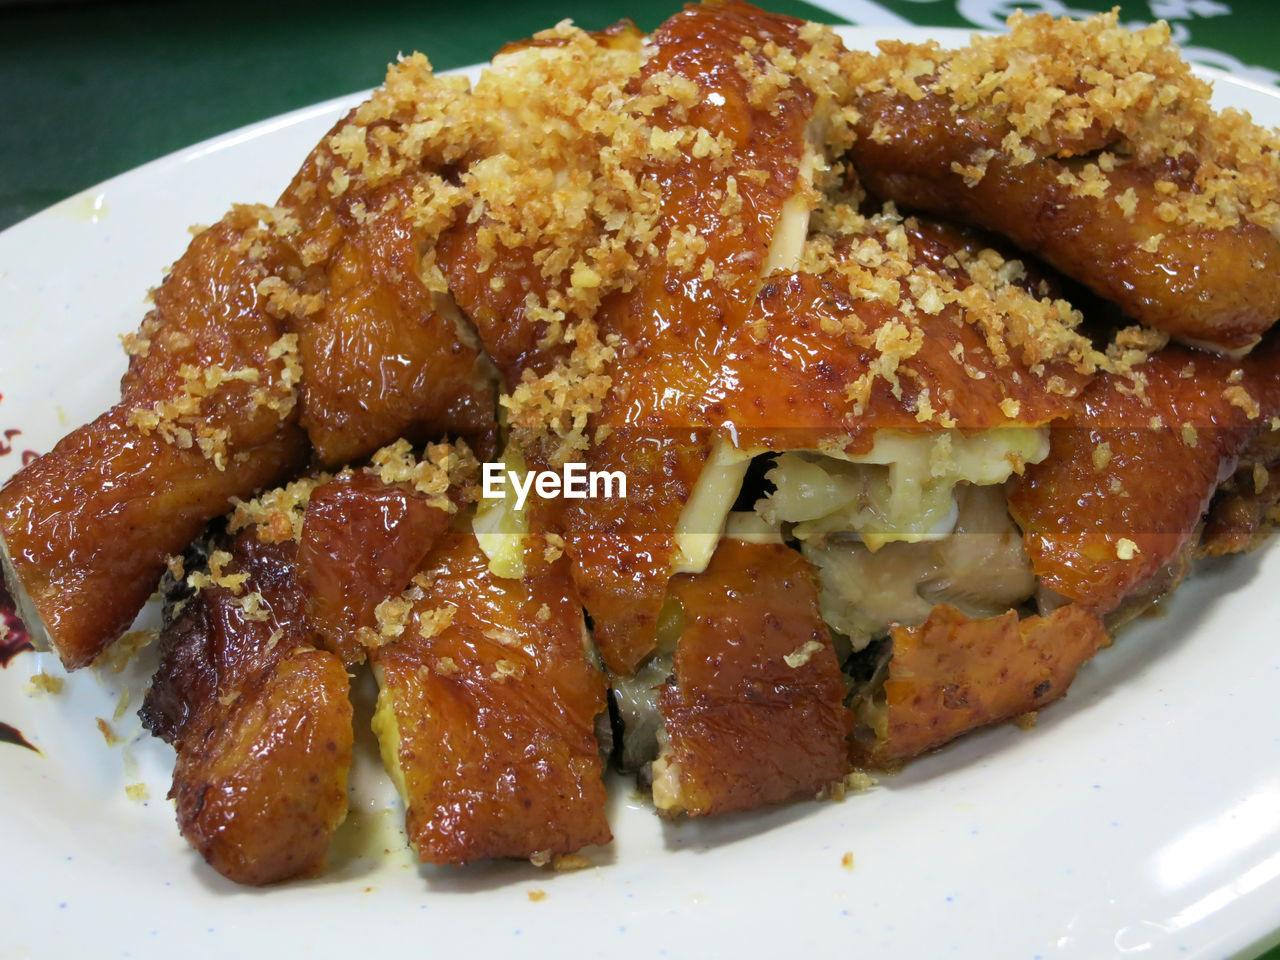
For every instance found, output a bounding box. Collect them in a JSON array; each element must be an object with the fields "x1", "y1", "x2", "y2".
[
  {"x1": 296, "y1": 470, "x2": 451, "y2": 666},
  {"x1": 544, "y1": 0, "x2": 820, "y2": 675},
  {"x1": 372, "y1": 535, "x2": 611, "y2": 864},
  {"x1": 854, "y1": 604, "x2": 1109, "y2": 768},
  {"x1": 658, "y1": 539, "x2": 851, "y2": 816},
  {"x1": 848, "y1": 91, "x2": 1280, "y2": 353},
  {"x1": 0, "y1": 212, "x2": 309, "y2": 670},
  {"x1": 1008, "y1": 345, "x2": 1259, "y2": 614},
  {"x1": 140, "y1": 532, "x2": 352, "y2": 886}
]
